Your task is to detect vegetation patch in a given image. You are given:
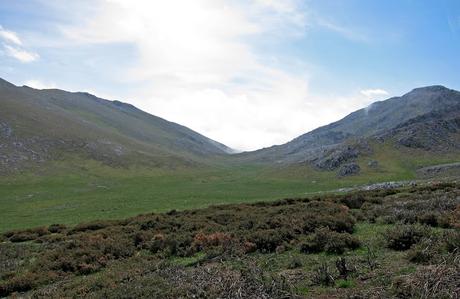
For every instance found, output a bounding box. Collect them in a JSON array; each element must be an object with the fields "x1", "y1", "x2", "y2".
[{"x1": 0, "y1": 182, "x2": 459, "y2": 298}]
